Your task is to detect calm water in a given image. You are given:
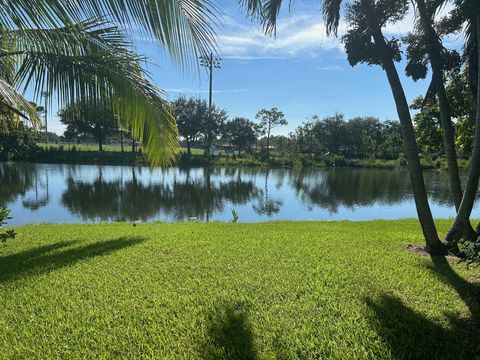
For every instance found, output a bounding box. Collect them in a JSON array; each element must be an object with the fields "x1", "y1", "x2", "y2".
[{"x1": 1, "y1": 162, "x2": 474, "y2": 226}]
